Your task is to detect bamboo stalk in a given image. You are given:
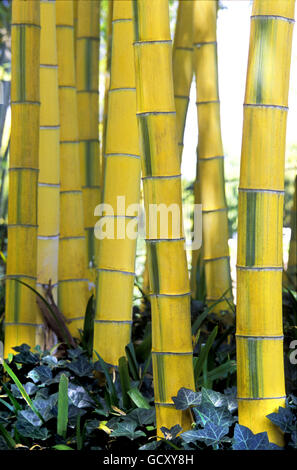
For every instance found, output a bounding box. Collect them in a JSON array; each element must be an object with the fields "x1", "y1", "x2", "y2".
[
  {"x1": 236, "y1": 0, "x2": 295, "y2": 445},
  {"x1": 76, "y1": 0, "x2": 101, "y2": 268},
  {"x1": 5, "y1": 0, "x2": 41, "y2": 356},
  {"x1": 94, "y1": 0, "x2": 141, "y2": 367},
  {"x1": 37, "y1": 0, "x2": 60, "y2": 305},
  {"x1": 173, "y1": 0, "x2": 194, "y2": 161},
  {"x1": 56, "y1": 0, "x2": 89, "y2": 336},
  {"x1": 101, "y1": 0, "x2": 113, "y2": 190},
  {"x1": 133, "y1": 0, "x2": 194, "y2": 435},
  {"x1": 192, "y1": 0, "x2": 233, "y2": 322}
]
